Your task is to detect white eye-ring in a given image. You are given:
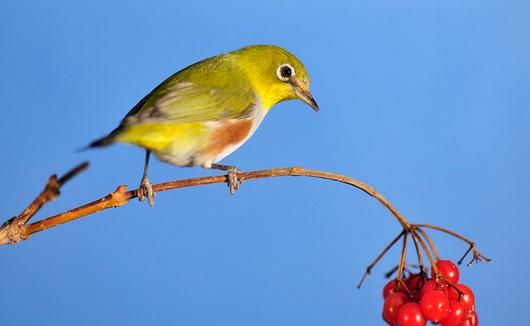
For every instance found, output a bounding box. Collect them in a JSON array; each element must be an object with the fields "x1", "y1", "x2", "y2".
[{"x1": 276, "y1": 63, "x2": 295, "y2": 82}]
